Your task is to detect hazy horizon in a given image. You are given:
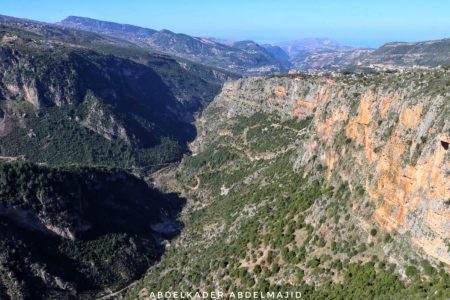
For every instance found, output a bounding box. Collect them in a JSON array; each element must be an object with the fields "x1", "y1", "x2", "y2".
[{"x1": 2, "y1": 0, "x2": 450, "y2": 48}]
